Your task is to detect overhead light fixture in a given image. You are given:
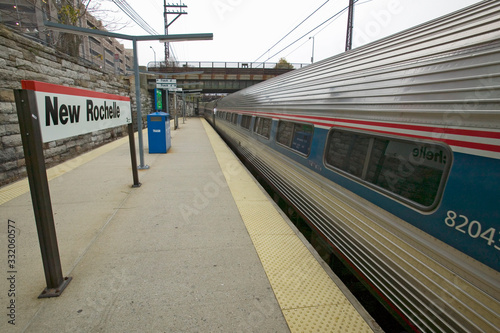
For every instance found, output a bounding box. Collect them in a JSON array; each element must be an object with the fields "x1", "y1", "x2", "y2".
[{"x1": 159, "y1": 34, "x2": 213, "y2": 43}]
